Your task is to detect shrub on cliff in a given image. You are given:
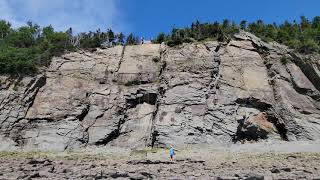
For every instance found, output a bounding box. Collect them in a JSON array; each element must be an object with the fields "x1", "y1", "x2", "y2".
[
  {"x1": 0, "y1": 46, "x2": 38, "y2": 74},
  {"x1": 156, "y1": 16, "x2": 320, "y2": 53},
  {"x1": 0, "y1": 20, "x2": 132, "y2": 75},
  {"x1": 0, "y1": 21, "x2": 75, "y2": 75}
]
